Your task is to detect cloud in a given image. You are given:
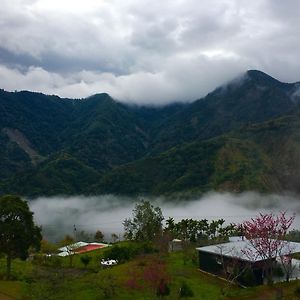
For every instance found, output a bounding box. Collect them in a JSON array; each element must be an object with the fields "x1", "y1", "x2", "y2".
[
  {"x1": 0, "y1": 57, "x2": 247, "y2": 105},
  {"x1": 0, "y1": 0, "x2": 300, "y2": 104},
  {"x1": 28, "y1": 192, "x2": 300, "y2": 242}
]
